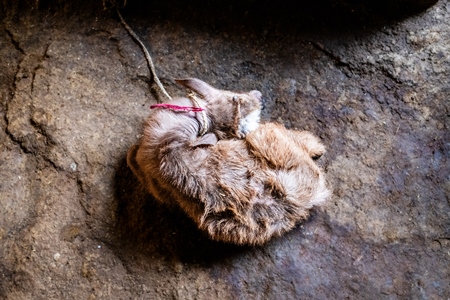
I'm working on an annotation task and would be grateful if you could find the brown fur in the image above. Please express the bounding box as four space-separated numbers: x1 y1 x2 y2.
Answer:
127 78 330 245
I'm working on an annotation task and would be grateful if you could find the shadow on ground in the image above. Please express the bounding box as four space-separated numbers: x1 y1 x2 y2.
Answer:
114 156 255 264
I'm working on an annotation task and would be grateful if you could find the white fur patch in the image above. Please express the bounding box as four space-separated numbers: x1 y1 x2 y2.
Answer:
238 110 261 135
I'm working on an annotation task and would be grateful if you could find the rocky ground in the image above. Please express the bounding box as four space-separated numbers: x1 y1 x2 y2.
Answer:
0 0 449 299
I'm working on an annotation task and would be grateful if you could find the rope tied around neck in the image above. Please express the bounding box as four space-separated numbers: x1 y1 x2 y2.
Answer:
150 103 204 113
149 93 208 137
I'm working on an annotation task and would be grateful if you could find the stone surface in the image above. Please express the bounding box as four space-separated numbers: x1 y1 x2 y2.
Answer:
0 0 449 299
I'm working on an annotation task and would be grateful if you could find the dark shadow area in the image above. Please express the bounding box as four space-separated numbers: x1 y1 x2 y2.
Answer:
115 0 438 37
2 0 439 35
114 156 252 264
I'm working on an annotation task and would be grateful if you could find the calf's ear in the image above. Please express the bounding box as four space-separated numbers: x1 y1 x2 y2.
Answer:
175 78 221 100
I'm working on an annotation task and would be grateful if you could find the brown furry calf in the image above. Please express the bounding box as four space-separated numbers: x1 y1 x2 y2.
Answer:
127 78 330 245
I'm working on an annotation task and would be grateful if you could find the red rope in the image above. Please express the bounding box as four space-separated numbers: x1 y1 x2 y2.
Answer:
150 103 205 112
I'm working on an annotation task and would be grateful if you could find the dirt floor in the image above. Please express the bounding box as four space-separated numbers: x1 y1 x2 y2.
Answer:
0 0 449 299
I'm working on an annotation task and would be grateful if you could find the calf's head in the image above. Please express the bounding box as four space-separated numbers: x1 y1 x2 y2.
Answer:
176 78 263 139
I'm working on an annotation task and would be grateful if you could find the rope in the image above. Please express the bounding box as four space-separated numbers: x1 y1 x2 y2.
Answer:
116 8 172 101
116 8 209 137
150 103 205 112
